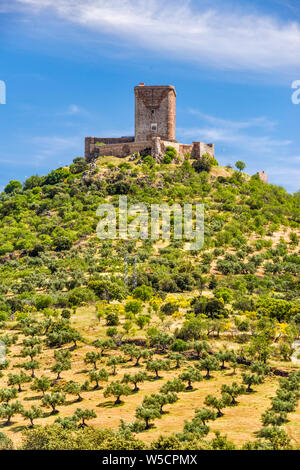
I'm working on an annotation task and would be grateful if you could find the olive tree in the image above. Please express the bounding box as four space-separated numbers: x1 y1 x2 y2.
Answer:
42 392 66 414
8 371 31 392
179 367 203 390
197 355 220 379
135 405 161 430
89 369 109 390
22 405 43 428
204 393 231 417
194 408 216 426
121 371 147 393
106 355 124 376
0 401 23 426
84 351 102 370
31 375 51 397
64 380 89 402
73 408 97 428
143 392 178 414
146 359 170 380
221 382 246 405
242 373 263 393
103 381 131 405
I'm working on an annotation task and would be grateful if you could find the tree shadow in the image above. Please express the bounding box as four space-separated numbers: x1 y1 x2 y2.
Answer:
0 422 11 428
43 410 59 417
147 375 162 382
65 399 77 406
23 395 41 401
97 401 125 408
139 424 156 432
9 425 27 433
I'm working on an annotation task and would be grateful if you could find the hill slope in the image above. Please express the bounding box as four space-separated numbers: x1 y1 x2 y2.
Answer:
0 155 299 450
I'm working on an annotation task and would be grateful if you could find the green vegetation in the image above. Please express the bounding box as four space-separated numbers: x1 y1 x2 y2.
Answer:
0 153 299 450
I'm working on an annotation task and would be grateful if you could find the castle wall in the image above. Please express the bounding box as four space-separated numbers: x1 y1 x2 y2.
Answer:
91 137 135 145
85 139 152 162
85 137 134 160
85 137 183 162
191 142 215 159
135 85 176 142
179 144 193 156
85 84 215 165
85 136 215 163
200 142 215 158
257 171 268 183
160 140 181 155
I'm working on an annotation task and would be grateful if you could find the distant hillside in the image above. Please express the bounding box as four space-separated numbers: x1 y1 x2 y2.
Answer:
0 155 299 315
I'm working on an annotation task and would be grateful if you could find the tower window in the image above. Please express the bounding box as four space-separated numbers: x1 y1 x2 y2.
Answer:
151 123 157 131
151 109 155 115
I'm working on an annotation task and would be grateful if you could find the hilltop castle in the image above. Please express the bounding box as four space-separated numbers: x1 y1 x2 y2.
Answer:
85 84 215 162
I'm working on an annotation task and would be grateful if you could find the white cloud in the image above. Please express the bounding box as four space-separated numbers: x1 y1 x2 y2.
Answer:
271 154 300 163
265 167 300 192
30 135 82 163
177 111 300 192
14 0 300 73
57 104 88 116
267 168 300 176
178 112 291 154
66 104 80 115
188 110 277 131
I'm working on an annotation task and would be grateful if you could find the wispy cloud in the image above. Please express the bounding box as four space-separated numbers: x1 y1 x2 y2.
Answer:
65 104 80 115
30 135 83 165
266 167 300 191
177 111 300 192
0 135 83 191
13 0 300 73
57 104 88 116
188 110 277 131
178 112 291 154
273 154 300 162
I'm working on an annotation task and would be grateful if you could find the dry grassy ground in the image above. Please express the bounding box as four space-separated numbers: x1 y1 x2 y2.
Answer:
1 306 300 449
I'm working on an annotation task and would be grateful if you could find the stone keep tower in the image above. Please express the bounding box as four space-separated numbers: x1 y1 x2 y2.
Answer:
134 84 176 142
85 83 217 163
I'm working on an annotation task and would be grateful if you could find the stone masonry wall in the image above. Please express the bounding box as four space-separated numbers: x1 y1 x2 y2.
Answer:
135 85 176 142
257 171 268 183
85 137 134 160
85 136 215 163
191 142 215 159
199 142 215 158
85 139 152 162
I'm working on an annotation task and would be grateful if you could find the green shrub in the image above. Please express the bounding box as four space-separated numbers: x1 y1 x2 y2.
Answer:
4 180 22 194
163 146 177 164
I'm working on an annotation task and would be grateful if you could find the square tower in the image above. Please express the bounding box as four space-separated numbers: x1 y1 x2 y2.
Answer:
134 84 176 142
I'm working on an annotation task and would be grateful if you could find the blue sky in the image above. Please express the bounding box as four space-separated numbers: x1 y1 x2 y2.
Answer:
0 0 300 193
